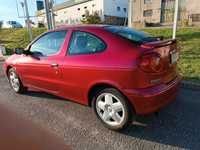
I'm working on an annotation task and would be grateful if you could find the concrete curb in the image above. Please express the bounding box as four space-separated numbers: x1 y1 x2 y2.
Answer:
181 80 200 90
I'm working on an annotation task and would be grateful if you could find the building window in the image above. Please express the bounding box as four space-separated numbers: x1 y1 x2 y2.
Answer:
143 10 153 17
84 6 87 9
123 8 127 13
77 8 80 11
117 6 121 11
144 0 152 4
191 14 200 22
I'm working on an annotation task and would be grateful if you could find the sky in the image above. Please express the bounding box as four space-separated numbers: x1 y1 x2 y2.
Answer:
0 0 65 26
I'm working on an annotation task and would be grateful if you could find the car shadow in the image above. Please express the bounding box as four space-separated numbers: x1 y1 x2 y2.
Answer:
24 90 65 101
120 89 200 150
22 88 200 150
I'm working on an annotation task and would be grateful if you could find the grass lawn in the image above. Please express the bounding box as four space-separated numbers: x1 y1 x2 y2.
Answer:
0 27 200 83
0 28 46 55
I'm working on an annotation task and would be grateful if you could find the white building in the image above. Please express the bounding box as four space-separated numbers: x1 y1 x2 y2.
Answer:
36 0 128 26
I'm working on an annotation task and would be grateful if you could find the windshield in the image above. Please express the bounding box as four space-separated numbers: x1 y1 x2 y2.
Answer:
104 26 159 44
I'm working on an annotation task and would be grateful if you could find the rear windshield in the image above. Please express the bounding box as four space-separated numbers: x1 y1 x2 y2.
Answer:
104 26 159 44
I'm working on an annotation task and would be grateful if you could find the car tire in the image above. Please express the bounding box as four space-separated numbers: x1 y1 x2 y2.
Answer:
8 68 27 94
92 88 132 131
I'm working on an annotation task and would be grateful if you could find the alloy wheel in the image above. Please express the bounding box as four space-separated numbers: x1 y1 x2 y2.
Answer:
96 93 125 126
9 71 20 92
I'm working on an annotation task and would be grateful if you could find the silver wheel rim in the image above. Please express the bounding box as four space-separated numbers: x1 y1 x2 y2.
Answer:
9 71 20 92
96 93 125 126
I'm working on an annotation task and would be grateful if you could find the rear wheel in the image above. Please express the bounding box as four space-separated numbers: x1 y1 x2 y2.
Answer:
8 68 27 93
92 88 132 130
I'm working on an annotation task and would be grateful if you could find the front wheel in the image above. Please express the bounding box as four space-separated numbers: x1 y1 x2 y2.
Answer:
8 68 27 93
93 88 132 130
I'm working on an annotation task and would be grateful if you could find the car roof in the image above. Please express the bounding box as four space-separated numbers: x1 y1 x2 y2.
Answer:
53 24 111 31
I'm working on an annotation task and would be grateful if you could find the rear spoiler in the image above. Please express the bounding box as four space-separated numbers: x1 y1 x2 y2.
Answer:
141 39 177 49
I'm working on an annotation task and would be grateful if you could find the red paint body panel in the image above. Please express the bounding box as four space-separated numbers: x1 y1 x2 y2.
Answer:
124 75 181 114
3 25 181 114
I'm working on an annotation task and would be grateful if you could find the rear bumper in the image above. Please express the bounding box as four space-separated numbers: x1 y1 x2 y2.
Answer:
124 75 181 115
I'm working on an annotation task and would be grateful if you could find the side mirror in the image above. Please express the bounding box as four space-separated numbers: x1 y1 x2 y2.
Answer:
31 54 41 60
14 48 24 55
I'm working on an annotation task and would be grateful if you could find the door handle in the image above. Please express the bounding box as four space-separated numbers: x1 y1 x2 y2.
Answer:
51 63 59 68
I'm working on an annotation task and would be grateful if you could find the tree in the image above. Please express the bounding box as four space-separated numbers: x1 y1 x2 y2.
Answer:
81 10 101 24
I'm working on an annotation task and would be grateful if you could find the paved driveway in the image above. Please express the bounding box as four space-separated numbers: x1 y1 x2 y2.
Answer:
0 61 199 150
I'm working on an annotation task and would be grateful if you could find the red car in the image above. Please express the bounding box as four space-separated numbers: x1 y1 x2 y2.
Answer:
3 25 181 130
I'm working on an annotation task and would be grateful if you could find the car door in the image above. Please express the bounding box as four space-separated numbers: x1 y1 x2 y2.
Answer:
17 30 67 93
60 30 107 103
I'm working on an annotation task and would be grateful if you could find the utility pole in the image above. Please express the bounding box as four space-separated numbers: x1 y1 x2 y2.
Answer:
128 0 133 28
20 2 26 19
44 0 52 30
24 0 33 41
173 0 179 39
49 0 55 29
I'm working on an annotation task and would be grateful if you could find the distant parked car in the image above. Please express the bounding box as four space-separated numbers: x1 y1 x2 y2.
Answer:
3 25 181 130
2 21 23 28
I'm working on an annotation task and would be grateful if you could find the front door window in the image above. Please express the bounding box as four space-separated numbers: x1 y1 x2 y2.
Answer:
30 31 67 57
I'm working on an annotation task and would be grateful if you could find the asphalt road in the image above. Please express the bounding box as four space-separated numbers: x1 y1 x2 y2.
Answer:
0 61 199 150
0 103 70 150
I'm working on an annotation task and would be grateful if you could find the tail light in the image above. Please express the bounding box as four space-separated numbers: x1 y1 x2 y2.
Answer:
139 52 163 73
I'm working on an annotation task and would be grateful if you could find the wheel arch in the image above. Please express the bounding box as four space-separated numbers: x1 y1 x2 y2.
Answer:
88 83 115 107
6 65 13 77
87 82 136 113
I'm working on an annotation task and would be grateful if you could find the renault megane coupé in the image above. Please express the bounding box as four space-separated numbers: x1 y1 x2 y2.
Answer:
3 25 181 130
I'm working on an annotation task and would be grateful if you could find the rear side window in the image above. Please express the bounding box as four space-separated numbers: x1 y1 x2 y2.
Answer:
30 31 67 56
104 26 158 44
68 31 106 55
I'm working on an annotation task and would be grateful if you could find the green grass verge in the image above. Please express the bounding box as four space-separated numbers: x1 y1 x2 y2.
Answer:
0 27 199 83
0 28 46 55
